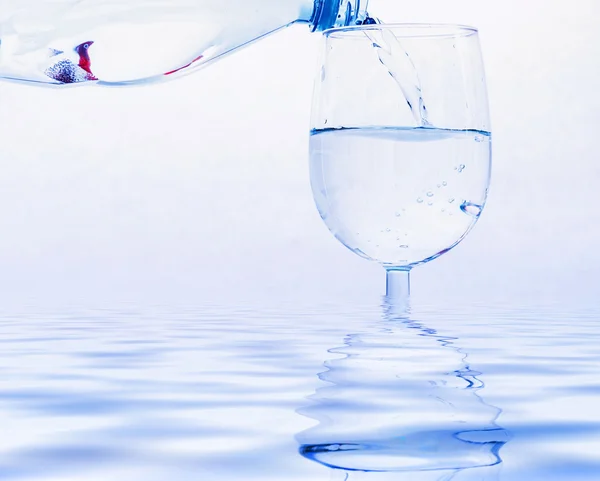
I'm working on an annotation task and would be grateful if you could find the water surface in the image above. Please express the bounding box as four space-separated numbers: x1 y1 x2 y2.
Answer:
0 299 599 480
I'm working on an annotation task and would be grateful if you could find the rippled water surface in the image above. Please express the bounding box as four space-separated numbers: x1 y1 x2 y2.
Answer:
1 299 599 480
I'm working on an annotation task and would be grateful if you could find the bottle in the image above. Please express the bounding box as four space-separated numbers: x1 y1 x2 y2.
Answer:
0 0 370 87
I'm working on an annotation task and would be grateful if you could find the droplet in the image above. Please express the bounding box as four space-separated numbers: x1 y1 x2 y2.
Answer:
475 135 484 143
417 198 424 203
395 211 401 217
427 191 434 197
448 198 455 204
457 164 466 173
386 228 391 233
437 184 441 188
399 245 409 249
442 181 448 186
460 201 483 218
427 201 433 206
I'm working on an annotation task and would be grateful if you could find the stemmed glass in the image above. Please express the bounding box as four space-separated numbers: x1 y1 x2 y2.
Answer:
309 23 491 306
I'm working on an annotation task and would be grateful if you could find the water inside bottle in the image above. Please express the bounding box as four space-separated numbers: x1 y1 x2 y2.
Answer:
0 0 315 86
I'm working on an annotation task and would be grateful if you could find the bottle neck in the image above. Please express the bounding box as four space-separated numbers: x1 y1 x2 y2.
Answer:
310 0 369 32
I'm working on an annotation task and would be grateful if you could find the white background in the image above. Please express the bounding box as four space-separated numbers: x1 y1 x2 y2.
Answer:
0 0 598 307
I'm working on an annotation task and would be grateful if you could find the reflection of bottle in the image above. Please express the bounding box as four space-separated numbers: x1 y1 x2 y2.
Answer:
296 298 510 480
0 0 369 86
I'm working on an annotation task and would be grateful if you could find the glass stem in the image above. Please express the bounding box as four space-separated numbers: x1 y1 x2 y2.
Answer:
384 267 410 320
385 268 411 317
386 268 410 299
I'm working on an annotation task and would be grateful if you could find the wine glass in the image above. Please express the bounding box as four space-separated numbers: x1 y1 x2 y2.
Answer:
309 23 491 306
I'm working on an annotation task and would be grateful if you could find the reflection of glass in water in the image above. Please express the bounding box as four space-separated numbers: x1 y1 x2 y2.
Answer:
296 299 510 479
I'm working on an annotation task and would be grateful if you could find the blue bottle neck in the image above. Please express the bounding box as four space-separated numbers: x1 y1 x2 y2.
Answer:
310 0 370 31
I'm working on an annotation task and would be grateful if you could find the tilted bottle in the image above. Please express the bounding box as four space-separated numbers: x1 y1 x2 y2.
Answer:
0 0 370 87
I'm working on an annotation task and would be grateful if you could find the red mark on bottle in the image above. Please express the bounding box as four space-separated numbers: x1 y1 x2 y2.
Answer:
164 55 204 76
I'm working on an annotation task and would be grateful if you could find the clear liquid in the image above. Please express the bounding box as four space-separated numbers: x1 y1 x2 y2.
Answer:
364 26 430 126
0 0 314 86
309 127 491 268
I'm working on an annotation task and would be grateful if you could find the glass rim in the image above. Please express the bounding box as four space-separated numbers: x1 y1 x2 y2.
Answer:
324 23 479 39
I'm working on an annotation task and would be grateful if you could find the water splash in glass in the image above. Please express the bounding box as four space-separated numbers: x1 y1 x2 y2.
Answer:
460 201 483 218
